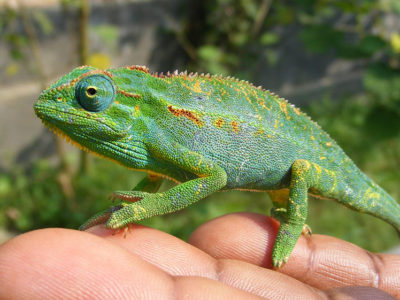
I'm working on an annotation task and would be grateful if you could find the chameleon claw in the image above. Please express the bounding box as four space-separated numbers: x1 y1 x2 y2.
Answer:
272 256 289 269
110 191 147 202
302 224 312 237
123 225 131 238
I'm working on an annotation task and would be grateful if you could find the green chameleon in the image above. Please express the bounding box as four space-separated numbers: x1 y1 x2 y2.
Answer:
34 65 400 267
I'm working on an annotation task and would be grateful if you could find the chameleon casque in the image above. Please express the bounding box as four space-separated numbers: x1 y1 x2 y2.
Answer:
34 65 400 267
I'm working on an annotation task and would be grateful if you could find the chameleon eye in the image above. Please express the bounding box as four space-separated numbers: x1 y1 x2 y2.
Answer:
75 74 115 112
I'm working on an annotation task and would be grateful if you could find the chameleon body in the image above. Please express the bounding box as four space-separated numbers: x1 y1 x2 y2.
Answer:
34 65 400 267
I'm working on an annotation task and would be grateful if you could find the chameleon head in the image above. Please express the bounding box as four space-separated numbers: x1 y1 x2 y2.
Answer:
34 66 145 163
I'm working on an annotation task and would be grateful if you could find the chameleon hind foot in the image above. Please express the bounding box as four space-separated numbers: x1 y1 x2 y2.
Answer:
271 207 312 237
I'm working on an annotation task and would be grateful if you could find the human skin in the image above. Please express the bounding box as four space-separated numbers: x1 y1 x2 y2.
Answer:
0 213 398 299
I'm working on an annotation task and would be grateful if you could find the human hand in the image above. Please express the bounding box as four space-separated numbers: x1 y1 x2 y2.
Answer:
0 212 398 299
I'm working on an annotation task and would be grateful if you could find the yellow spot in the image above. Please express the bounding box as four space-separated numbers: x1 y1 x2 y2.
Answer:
115 101 119 105
329 175 337 193
293 107 301 115
320 156 326 160
193 80 202 93
326 142 332 147
274 120 278 129
135 105 140 111
254 129 264 136
313 163 322 175
311 136 315 140
231 121 239 133
391 33 400 53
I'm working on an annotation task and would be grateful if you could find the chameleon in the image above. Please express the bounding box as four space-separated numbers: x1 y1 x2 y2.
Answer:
34 65 400 268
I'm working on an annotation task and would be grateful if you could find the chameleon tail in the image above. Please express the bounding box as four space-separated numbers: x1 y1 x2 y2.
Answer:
339 175 400 234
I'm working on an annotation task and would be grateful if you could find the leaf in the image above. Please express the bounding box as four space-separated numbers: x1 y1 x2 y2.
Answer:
379 0 400 15
300 25 344 53
390 33 400 53
32 11 54 35
5 63 19 76
198 45 223 62
91 25 119 50
337 35 386 59
260 32 279 45
87 53 111 69
363 63 400 112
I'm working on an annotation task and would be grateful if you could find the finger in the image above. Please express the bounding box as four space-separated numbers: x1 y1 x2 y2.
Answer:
0 228 175 299
84 227 396 300
0 228 272 299
86 224 217 278
325 286 397 300
189 212 400 298
86 225 326 299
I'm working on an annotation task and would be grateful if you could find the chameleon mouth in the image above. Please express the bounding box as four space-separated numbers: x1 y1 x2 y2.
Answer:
39 118 90 152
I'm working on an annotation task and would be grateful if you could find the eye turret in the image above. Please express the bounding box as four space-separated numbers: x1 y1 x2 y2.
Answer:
75 74 115 112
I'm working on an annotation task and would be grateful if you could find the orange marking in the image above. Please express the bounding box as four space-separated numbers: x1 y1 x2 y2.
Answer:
293 106 301 115
214 118 224 128
135 105 140 111
117 89 141 98
167 105 203 127
55 70 115 91
126 65 149 73
326 142 332 147
279 101 290 120
231 121 239 133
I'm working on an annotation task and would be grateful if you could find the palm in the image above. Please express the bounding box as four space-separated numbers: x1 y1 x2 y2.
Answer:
0 213 398 299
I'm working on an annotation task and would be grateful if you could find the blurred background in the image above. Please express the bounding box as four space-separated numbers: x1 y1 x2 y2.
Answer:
0 0 399 254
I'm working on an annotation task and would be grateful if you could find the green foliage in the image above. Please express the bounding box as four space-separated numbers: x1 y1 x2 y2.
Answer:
32 11 54 35
364 64 400 114
300 24 344 54
90 25 119 51
184 0 400 115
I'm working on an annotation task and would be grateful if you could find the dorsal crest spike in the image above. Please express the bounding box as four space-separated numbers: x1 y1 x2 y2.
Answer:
126 65 150 73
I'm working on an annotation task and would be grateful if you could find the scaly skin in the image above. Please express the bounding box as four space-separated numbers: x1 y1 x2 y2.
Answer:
34 65 400 268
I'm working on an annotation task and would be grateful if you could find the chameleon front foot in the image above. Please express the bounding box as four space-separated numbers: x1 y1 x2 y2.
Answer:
80 191 151 230
79 205 123 230
106 191 161 229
